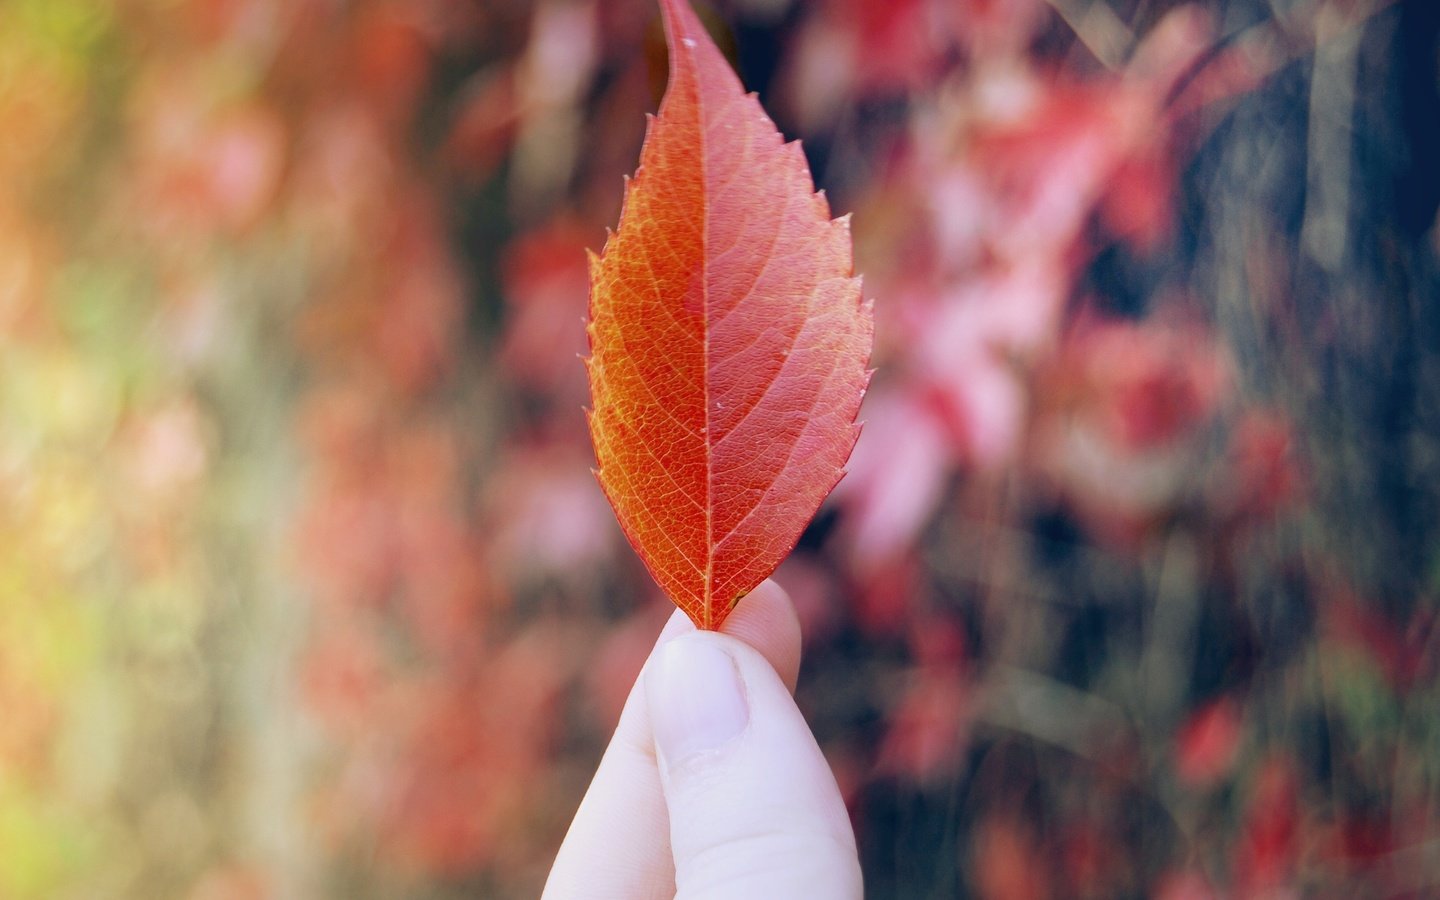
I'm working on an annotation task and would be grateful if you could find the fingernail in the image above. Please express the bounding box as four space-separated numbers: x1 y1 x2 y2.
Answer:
647 637 749 766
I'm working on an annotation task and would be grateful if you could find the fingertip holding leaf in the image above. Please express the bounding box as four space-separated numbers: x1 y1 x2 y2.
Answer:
586 0 873 630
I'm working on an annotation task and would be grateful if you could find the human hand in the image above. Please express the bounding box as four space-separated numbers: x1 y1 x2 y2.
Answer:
543 579 862 899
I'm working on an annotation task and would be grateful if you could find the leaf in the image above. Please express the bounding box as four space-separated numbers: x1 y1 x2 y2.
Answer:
586 0 872 631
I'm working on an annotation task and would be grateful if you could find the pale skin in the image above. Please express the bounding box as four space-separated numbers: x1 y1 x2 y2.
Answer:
543 579 863 899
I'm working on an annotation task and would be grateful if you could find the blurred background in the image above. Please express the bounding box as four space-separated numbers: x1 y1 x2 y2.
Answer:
2 0 1439 896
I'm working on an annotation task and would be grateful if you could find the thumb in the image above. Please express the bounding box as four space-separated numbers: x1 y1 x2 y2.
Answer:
645 631 862 900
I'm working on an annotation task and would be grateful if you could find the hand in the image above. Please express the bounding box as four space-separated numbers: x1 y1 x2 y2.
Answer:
543 580 862 899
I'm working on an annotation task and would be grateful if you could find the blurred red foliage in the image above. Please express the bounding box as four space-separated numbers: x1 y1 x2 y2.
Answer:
1174 696 1244 787
42 0 1421 895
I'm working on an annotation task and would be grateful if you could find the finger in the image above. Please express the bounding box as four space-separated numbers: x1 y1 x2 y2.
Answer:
542 581 802 900
542 610 687 900
707 579 802 690
647 631 861 900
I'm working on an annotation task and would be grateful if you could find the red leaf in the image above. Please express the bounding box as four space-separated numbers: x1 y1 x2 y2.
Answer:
586 0 872 630
1174 697 1243 787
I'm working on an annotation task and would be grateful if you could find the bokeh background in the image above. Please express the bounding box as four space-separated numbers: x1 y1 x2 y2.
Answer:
3 0 1439 896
